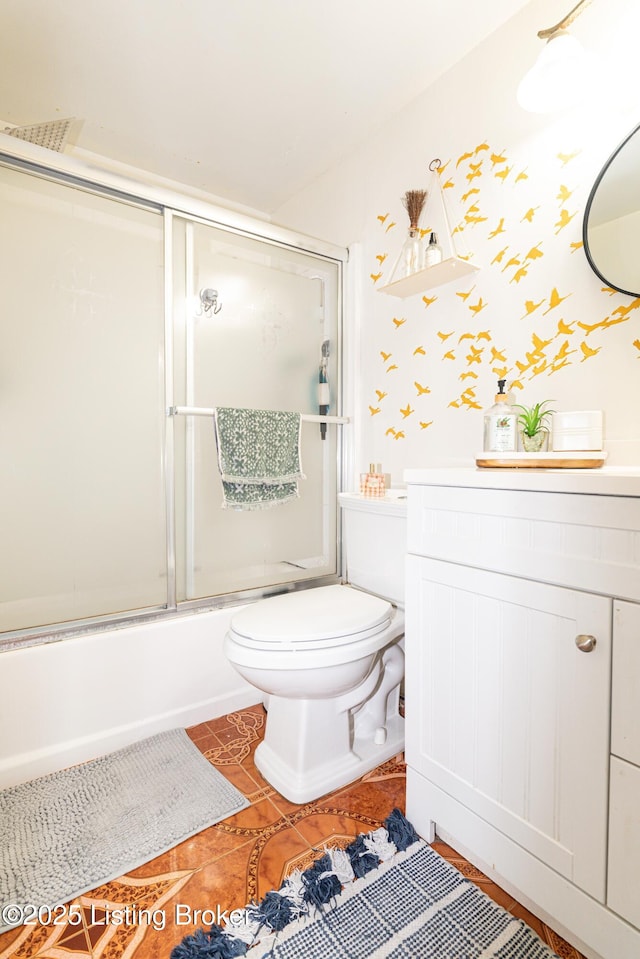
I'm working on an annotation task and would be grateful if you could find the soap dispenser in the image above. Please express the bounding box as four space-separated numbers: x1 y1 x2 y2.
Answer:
483 379 517 452
424 232 443 267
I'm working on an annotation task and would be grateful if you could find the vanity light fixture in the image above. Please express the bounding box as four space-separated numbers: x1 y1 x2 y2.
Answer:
517 0 594 113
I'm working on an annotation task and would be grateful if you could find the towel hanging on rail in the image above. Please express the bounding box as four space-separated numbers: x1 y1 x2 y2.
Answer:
213 407 305 510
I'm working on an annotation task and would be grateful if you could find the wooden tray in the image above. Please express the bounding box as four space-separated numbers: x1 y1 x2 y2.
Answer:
476 451 608 469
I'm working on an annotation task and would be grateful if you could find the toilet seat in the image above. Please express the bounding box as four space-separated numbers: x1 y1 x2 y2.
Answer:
229 584 392 652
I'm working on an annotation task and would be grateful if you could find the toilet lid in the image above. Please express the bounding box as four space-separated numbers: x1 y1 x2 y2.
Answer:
229 584 392 647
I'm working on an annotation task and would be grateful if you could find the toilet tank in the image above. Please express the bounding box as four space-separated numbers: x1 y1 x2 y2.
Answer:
338 491 407 604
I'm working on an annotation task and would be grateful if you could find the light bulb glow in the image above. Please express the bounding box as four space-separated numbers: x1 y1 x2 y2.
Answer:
517 31 591 114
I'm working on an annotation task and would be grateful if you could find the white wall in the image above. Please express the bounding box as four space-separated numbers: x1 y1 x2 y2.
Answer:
0 608 257 788
273 0 640 485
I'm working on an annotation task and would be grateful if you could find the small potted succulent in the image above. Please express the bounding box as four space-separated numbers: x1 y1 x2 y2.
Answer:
514 400 555 452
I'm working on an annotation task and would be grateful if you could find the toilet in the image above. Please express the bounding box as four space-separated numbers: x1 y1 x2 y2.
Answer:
223 491 407 803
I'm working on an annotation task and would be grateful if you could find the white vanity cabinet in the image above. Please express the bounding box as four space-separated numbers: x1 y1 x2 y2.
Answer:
403 469 640 959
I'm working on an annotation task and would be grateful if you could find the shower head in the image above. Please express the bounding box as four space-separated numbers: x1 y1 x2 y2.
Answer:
3 117 82 153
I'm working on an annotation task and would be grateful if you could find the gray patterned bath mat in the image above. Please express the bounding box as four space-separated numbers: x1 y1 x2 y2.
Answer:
0 727 248 931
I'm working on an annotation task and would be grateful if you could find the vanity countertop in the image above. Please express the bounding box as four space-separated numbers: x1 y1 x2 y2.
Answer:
403 465 640 497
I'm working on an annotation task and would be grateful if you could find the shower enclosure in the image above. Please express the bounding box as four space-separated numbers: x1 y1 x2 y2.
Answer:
0 158 344 645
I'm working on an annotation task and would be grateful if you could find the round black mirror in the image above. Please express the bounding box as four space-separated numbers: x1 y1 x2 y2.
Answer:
583 123 640 297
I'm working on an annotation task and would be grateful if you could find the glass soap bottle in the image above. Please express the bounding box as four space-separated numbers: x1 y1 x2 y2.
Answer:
483 379 517 452
424 232 443 267
400 228 424 276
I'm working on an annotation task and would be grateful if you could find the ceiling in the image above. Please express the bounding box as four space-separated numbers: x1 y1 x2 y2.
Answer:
0 0 532 214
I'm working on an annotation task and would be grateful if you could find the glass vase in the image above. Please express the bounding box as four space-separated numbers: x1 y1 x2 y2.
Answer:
400 228 423 277
520 430 549 452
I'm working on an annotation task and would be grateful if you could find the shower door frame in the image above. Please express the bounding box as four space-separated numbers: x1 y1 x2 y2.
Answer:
0 142 349 649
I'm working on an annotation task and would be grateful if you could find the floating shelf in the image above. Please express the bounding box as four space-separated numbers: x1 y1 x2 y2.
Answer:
377 257 479 299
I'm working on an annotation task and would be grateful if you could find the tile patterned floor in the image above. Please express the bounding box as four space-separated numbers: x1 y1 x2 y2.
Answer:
0 705 586 959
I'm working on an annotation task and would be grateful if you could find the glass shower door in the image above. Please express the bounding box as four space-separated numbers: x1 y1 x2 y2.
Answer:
171 216 342 602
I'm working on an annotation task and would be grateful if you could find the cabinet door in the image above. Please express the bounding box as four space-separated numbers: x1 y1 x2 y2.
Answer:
405 556 611 901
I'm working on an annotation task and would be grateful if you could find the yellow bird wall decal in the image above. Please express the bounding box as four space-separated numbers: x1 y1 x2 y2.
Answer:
386 364 398 372
556 319 575 335
437 330 454 342
392 317 406 328
456 286 476 301
394 430 406 440
550 357 572 373
570 241 584 252
369 406 381 416
465 214 488 226
461 386 476 398
380 351 392 362
521 207 539 223
557 185 573 203
633 338 640 353
510 267 529 284
443 178 455 190
458 332 475 343
377 213 389 224
557 150 580 166
419 420 434 429
475 142 490 154
385 221 396 232
466 168 482 183
531 332 552 352
491 248 508 267
413 345 426 356
510 379 524 390
555 209 577 233
515 359 532 373
531 359 548 376
375 253 388 264
456 151 474 167
466 203 480 215
461 396 483 410
490 151 507 166
577 319 604 334
490 346 507 362
502 255 521 272
601 286 618 295
580 342 601 360
414 381 431 395
437 160 451 175
370 272 382 283
613 297 640 315
422 295 438 308
385 427 396 436
468 344 484 357
468 297 487 315
492 365 508 378
448 399 461 408
543 288 572 313
525 244 544 261
466 352 482 365
461 187 480 202
375 390 388 401
515 169 529 183
522 298 544 317
488 219 506 239
494 166 512 181
460 370 479 380
476 330 492 341
443 350 456 360
553 340 576 361
400 404 414 418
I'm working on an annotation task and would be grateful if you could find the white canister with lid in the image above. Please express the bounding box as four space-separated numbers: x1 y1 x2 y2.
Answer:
551 410 603 451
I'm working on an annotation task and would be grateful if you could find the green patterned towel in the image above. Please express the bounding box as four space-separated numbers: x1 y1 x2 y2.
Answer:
213 407 304 510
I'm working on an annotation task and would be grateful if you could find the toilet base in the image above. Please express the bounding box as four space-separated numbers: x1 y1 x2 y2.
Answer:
254 713 404 804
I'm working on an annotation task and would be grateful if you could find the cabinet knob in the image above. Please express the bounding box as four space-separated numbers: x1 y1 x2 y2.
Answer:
575 634 597 653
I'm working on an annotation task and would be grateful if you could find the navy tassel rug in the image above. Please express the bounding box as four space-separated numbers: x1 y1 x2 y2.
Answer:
171 809 561 959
